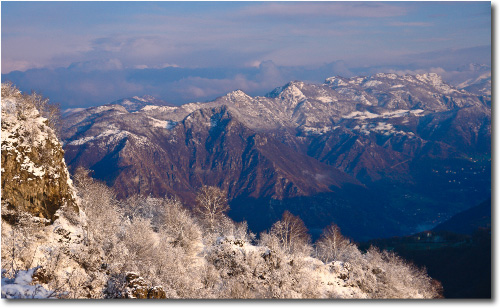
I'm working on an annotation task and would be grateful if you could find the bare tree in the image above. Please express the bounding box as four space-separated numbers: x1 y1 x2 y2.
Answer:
193 186 229 232
315 223 352 263
269 211 310 255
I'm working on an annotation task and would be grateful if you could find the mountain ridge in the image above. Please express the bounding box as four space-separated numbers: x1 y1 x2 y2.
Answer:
61 72 491 240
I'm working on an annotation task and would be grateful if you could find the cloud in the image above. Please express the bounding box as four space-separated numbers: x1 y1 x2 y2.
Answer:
238 2 407 18
172 75 259 100
0 59 327 108
2 43 490 110
414 37 452 43
0 60 38 73
133 63 179 70
389 22 433 27
68 59 123 72
384 65 491 87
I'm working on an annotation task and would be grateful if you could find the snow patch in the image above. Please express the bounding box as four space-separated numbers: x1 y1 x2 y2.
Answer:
148 117 177 130
363 80 383 87
344 111 380 120
2 268 56 299
314 96 336 103
302 126 333 135
374 73 398 80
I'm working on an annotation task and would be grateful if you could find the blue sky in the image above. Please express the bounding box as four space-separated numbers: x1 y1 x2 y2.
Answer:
1 1 491 108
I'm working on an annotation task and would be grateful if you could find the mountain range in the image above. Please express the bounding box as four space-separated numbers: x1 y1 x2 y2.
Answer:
61 73 491 241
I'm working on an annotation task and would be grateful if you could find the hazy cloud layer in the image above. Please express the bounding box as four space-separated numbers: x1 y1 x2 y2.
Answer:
2 47 490 110
1 1 491 108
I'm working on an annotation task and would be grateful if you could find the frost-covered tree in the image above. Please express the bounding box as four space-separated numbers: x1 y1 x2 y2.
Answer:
315 223 353 263
1 82 61 137
0 210 45 278
73 168 124 265
266 211 311 255
193 185 229 232
158 197 203 256
338 246 442 299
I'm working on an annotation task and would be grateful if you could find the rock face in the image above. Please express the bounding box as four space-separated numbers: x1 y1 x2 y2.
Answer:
61 73 491 239
1 85 78 222
124 272 167 299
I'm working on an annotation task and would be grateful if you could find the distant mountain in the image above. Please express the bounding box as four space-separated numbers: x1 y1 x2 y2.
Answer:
433 198 491 234
61 73 491 240
456 72 491 98
109 95 173 112
64 104 359 201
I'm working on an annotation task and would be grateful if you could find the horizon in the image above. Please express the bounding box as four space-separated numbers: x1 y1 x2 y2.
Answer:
1 1 491 109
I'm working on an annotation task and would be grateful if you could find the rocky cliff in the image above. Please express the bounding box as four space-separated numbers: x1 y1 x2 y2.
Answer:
1 83 78 223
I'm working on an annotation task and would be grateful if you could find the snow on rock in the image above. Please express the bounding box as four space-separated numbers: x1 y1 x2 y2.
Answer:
373 73 398 80
415 73 458 94
123 272 167 299
324 76 349 87
1 268 57 299
344 109 426 120
344 111 380 120
148 116 178 130
301 126 334 135
1 84 79 221
226 89 252 101
363 80 383 87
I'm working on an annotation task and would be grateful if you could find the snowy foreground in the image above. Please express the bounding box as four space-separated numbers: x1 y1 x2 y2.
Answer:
2 268 55 299
1 83 442 299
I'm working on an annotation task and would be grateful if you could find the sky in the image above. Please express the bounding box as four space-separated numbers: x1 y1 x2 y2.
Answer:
1 1 492 108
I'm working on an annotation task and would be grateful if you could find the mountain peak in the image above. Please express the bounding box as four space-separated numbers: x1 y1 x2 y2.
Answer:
110 95 171 112
226 89 252 101
324 76 365 87
415 73 444 85
266 81 306 100
372 73 399 80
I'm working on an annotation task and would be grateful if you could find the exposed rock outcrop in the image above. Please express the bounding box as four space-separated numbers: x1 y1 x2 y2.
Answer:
1 84 78 223
124 272 167 299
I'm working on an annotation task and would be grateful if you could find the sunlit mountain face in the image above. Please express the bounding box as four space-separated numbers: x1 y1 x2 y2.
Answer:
61 73 491 241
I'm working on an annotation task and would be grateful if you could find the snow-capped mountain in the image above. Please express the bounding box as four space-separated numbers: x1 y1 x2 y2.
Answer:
456 71 491 97
109 95 172 112
61 73 491 240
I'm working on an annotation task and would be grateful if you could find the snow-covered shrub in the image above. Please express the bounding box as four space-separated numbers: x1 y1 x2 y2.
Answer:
203 234 324 299
342 246 441 299
1 211 46 277
157 197 203 256
121 217 157 274
120 195 165 230
72 168 125 269
1 82 61 136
